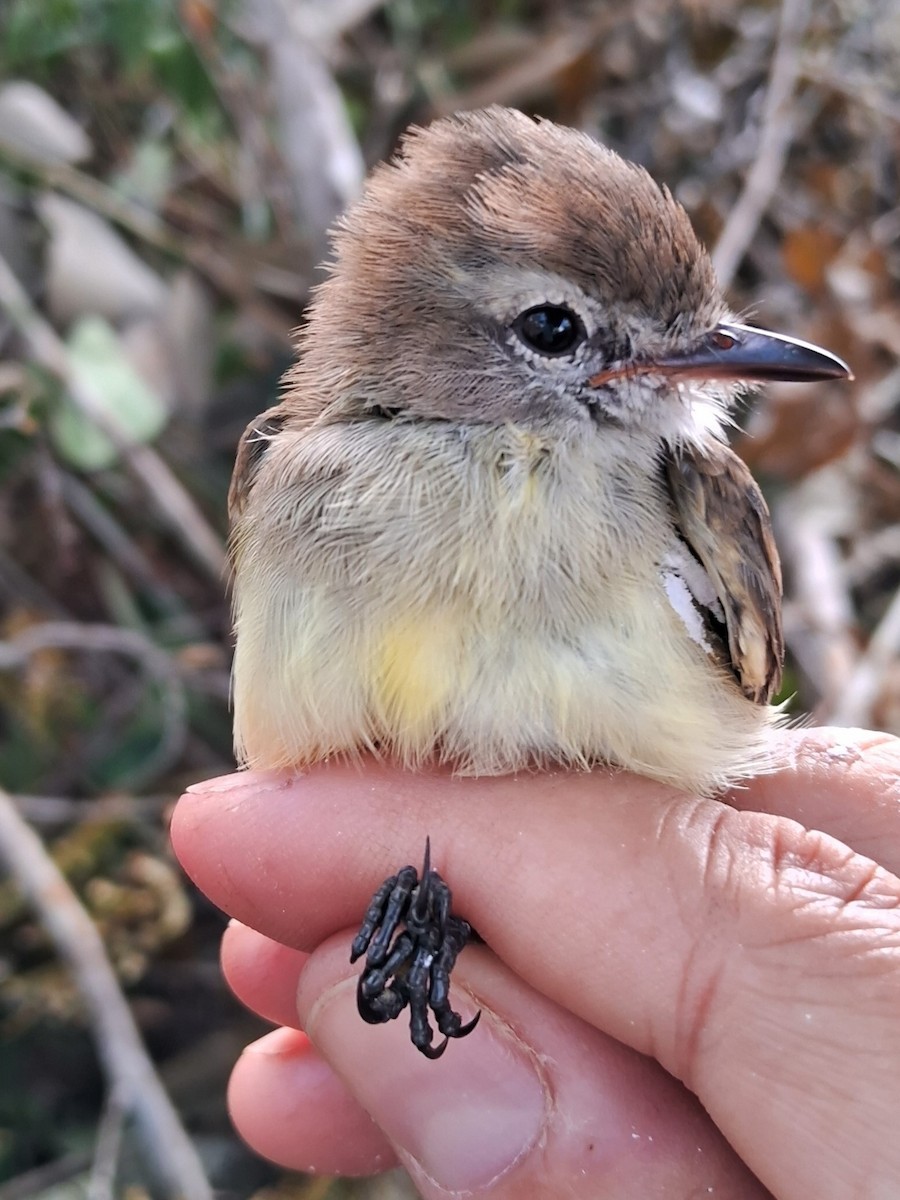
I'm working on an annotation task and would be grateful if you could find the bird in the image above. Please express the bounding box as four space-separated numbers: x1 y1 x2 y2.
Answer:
227 106 851 1056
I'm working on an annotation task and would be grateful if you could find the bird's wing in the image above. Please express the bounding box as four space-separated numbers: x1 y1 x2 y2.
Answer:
227 404 290 523
663 440 784 704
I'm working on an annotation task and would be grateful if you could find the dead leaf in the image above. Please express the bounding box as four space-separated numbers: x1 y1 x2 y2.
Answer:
782 227 842 295
38 194 168 325
738 386 859 480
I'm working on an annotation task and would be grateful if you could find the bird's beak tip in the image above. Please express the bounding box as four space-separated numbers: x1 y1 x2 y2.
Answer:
588 323 853 388
655 323 853 385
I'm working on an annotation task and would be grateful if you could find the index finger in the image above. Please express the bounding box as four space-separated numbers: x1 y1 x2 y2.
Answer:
171 730 900 1200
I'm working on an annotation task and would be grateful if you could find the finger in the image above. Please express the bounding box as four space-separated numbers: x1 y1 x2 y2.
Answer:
282 936 769 1197
171 734 900 948
227 1026 397 1176
172 747 900 1200
730 728 900 871
219 917 760 1193
220 920 309 1030
172 765 655 948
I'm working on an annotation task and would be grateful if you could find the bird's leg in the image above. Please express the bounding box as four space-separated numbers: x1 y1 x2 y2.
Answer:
350 864 418 966
350 838 480 1056
428 915 481 1042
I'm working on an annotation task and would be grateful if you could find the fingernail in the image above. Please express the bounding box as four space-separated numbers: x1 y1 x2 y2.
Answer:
307 977 548 1192
793 729 900 770
819 729 898 761
185 773 243 794
185 771 291 798
245 1026 311 1057
858 732 900 769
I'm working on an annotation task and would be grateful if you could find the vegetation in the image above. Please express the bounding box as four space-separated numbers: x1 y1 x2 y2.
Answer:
0 0 897 1195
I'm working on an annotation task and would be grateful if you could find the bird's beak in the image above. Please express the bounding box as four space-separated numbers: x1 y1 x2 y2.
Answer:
588 323 853 388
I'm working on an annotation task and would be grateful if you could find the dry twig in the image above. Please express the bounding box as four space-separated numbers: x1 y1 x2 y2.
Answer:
0 249 227 582
0 142 306 314
12 792 170 826
0 787 213 1200
290 0 387 45
712 0 812 289
775 493 858 713
827 585 900 727
232 0 365 263
433 12 620 117
87 1086 127 1200
59 471 187 615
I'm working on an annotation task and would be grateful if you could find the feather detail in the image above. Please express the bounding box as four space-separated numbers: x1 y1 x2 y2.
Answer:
664 440 784 704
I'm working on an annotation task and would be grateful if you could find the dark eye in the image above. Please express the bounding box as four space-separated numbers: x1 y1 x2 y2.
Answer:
514 305 584 357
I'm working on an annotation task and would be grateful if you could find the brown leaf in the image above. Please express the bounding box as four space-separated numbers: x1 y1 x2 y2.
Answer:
781 227 842 295
737 387 859 480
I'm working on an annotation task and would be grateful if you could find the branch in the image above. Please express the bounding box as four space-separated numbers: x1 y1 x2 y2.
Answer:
775 493 858 714
0 788 213 1200
0 250 227 582
827 583 900 727
712 0 812 290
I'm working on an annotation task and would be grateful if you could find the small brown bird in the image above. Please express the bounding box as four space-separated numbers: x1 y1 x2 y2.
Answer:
228 107 851 1056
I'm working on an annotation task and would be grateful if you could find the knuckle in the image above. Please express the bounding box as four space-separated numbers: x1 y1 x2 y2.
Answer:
654 800 900 1085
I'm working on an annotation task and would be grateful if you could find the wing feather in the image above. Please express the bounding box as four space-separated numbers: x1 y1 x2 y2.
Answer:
664 441 784 704
227 404 291 523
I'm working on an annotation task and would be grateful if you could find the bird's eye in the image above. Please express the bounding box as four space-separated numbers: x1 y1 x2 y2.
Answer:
514 305 584 357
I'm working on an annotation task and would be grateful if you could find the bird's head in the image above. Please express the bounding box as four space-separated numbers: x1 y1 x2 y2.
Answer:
294 107 849 441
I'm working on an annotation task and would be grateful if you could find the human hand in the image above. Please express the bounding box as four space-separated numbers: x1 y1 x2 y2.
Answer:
171 728 900 1198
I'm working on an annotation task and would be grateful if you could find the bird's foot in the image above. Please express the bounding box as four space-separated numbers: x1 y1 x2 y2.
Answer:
350 838 480 1058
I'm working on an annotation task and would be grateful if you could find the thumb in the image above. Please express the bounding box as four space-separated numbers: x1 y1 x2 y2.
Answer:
294 935 769 1198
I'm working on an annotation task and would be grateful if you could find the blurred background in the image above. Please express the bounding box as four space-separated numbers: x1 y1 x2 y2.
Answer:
0 0 897 1196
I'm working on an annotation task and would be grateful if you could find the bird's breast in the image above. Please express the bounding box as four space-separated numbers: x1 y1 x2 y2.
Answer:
231 419 775 789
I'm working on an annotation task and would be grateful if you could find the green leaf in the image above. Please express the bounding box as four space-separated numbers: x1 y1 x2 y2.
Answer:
49 316 168 470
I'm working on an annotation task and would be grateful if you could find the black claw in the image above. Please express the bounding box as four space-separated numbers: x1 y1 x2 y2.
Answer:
351 837 479 1058
419 1037 449 1061
410 837 432 927
454 1009 481 1039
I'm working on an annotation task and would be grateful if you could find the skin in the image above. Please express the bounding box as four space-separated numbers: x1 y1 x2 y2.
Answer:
171 726 900 1199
